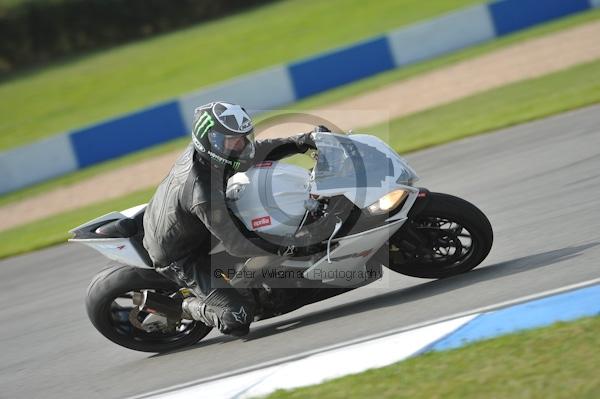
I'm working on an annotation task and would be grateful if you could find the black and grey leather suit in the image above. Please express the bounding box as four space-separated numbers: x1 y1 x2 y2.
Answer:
142 133 333 335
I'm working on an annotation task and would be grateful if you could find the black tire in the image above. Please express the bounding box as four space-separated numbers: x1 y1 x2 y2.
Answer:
86 265 212 353
388 192 493 279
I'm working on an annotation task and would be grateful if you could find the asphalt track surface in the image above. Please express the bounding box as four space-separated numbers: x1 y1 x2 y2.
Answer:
2 105 600 398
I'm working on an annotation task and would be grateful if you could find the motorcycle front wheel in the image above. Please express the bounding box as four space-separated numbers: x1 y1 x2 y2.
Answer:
387 192 493 279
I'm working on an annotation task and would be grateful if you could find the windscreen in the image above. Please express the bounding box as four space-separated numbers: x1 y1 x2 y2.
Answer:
313 133 418 190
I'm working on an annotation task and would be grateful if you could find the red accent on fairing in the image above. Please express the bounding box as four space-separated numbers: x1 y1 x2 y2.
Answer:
255 161 273 168
251 216 272 229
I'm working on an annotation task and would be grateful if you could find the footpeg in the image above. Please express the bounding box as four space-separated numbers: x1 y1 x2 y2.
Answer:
132 290 183 320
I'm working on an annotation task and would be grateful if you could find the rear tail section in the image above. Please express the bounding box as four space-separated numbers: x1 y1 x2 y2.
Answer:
69 204 152 268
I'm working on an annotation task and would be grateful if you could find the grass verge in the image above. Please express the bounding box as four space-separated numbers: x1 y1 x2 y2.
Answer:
1 59 599 259
0 0 484 150
2 7 600 208
267 316 600 399
376 59 600 152
288 7 600 112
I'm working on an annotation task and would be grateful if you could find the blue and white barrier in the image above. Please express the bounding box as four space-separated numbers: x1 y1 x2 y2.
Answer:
177 66 297 133
289 36 396 99
2 0 599 194
134 280 600 399
388 5 496 66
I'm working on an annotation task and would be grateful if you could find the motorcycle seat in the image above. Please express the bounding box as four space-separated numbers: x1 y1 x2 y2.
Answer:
95 218 138 238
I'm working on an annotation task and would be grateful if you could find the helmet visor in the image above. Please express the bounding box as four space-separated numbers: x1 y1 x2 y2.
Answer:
208 131 255 160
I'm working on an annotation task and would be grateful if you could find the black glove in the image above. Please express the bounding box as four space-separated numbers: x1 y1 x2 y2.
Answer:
300 132 317 151
301 126 329 151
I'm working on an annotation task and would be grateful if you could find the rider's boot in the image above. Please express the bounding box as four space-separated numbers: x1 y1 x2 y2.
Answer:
181 290 253 337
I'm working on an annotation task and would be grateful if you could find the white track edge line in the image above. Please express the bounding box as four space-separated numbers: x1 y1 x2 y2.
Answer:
129 277 600 399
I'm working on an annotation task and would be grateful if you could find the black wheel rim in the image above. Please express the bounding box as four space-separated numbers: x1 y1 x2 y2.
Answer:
391 216 475 269
108 288 201 344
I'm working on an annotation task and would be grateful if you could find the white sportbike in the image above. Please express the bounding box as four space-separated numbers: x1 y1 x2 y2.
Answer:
70 132 493 352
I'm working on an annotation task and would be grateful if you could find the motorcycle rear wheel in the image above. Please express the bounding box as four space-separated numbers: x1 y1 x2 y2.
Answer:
86 265 212 352
388 192 493 279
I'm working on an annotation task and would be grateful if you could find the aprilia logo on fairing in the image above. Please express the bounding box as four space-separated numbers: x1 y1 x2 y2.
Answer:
251 216 272 229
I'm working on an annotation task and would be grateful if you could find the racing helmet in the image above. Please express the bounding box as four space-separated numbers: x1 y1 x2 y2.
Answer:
191 101 255 172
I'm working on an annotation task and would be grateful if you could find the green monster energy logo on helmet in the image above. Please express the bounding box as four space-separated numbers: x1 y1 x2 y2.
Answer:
193 110 242 171
194 112 215 139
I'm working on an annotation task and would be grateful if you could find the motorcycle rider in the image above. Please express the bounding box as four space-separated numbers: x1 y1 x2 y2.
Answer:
143 101 335 336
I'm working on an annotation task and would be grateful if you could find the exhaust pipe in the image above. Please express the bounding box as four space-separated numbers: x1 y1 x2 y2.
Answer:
132 290 183 320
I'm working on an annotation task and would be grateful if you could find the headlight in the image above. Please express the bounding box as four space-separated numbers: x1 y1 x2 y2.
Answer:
367 189 408 215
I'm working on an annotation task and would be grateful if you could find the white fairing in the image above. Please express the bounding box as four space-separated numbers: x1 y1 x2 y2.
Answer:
68 204 151 269
227 132 419 237
71 133 423 284
227 162 310 235
77 238 150 268
303 218 406 286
